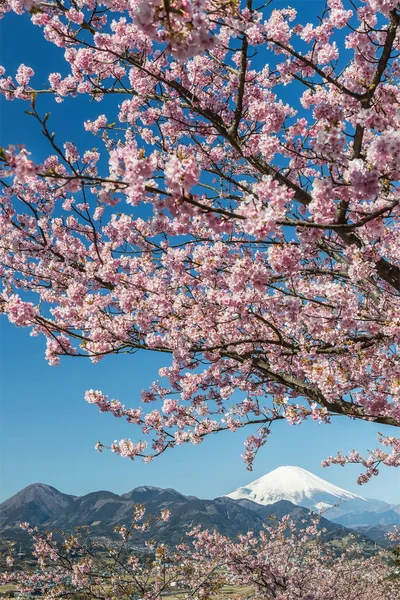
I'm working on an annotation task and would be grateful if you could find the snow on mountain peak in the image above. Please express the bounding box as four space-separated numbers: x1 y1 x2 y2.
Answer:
226 466 366 511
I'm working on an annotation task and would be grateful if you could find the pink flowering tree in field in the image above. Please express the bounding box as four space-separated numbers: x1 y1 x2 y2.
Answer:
0 0 400 480
1 509 398 599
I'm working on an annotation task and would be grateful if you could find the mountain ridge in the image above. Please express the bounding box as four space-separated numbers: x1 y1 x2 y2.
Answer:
1 466 397 544
0 482 378 550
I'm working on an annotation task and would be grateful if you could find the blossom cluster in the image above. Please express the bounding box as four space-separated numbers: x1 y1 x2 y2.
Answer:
0 0 399 478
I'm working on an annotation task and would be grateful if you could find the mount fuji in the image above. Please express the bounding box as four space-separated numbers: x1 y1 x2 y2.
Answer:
225 466 395 523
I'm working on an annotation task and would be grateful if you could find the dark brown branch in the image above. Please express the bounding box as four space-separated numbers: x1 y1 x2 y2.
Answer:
223 351 399 428
231 34 248 137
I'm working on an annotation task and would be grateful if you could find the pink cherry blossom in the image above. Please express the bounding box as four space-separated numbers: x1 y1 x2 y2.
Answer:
2 508 398 600
0 0 399 483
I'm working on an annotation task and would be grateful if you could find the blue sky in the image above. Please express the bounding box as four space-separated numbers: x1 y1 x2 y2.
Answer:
0 5 399 505
1 317 399 503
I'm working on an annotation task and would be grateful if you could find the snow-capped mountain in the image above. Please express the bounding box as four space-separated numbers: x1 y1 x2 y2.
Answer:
226 466 392 521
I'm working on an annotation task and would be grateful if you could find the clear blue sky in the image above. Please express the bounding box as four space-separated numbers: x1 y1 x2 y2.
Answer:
0 5 399 505
1 318 399 503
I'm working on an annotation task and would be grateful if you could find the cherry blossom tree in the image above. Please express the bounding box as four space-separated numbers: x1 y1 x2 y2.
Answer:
0 0 399 479
1 509 398 599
